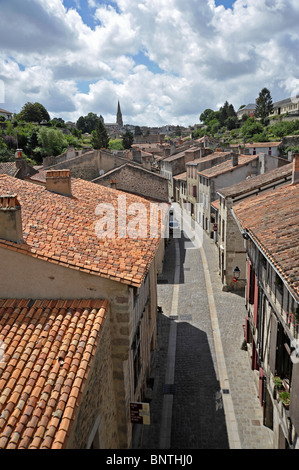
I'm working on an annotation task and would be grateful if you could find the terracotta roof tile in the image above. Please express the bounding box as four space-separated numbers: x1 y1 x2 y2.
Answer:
0 175 163 287
0 298 108 449
232 183 299 300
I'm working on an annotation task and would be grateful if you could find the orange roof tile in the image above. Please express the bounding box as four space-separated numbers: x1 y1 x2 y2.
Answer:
0 298 108 449
0 175 163 287
232 183 299 301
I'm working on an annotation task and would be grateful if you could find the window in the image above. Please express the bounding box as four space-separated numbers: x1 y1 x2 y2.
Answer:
132 323 141 391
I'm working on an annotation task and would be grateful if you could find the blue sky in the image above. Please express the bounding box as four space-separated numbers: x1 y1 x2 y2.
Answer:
215 0 235 8
0 0 298 126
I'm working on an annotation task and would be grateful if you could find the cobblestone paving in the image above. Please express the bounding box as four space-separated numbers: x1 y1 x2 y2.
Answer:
138 228 273 450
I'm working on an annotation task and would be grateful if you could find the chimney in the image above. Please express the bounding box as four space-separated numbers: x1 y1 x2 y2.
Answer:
15 149 27 179
0 194 23 243
292 154 299 184
46 170 72 196
231 152 239 166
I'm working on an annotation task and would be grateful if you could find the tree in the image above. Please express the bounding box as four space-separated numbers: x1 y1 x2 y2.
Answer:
200 108 214 124
255 88 273 124
17 102 50 123
241 117 264 140
37 127 68 156
134 126 142 136
91 118 109 149
76 113 102 134
0 137 14 162
122 130 134 149
109 139 124 150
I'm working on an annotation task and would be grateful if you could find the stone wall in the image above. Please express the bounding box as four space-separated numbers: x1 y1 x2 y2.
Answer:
66 311 119 449
93 163 169 202
43 149 130 181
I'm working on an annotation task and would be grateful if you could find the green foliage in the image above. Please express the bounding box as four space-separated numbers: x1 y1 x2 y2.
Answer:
134 126 142 136
192 127 206 139
279 391 290 405
76 113 103 134
251 131 270 142
37 127 68 157
241 117 264 140
255 88 273 124
0 137 14 162
91 118 109 149
274 377 283 389
268 119 299 138
50 117 65 128
109 139 124 150
200 108 214 124
122 130 134 149
199 101 237 135
16 102 50 123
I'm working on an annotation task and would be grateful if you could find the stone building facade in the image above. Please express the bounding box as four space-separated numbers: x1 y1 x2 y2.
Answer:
232 158 299 448
0 173 165 449
92 162 169 202
215 163 292 290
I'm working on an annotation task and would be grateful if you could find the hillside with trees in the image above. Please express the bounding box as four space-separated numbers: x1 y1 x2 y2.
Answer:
193 89 299 154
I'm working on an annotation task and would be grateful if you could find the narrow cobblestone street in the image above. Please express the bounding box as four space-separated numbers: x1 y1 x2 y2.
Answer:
136 218 274 450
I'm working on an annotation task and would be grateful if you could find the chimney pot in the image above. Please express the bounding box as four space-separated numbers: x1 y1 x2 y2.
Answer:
292 154 299 184
46 170 72 196
15 149 23 159
0 194 23 243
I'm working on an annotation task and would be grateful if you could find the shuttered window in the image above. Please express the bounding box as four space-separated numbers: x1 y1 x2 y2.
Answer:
269 314 278 374
253 273 259 326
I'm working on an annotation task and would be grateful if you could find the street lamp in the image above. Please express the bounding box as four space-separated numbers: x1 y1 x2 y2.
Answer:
233 266 241 283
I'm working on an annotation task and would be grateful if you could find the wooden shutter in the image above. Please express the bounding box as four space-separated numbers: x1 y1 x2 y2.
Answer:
252 339 258 370
246 259 251 302
290 362 299 434
269 314 278 374
244 316 249 342
253 273 259 326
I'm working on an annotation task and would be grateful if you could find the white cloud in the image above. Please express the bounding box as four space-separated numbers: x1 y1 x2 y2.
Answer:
0 0 299 126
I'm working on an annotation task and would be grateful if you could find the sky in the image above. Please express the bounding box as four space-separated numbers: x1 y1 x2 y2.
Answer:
0 0 299 127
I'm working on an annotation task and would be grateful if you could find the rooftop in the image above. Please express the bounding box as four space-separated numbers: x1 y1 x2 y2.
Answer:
0 162 18 178
198 154 258 179
217 162 292 199
230 141 282 148
0 175 163 287
232 183 299 301
0 298 108 449
186 151 230 165
173 172 187 181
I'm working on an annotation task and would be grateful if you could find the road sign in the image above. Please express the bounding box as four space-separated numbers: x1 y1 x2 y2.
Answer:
130 402 150 425
232 277 238 283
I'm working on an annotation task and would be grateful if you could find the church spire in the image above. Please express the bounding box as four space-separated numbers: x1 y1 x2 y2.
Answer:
117 100 123 127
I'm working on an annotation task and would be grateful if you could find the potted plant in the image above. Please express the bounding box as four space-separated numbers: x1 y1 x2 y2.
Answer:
273 376 283 398
279 391 290 409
